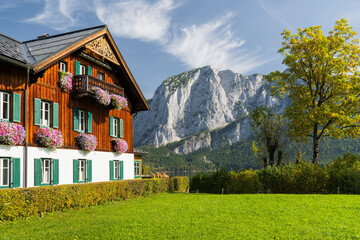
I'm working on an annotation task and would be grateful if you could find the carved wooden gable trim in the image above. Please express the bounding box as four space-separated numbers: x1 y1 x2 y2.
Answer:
85 36 120 65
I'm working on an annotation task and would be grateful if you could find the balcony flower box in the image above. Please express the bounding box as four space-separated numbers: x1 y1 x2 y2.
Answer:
112 138 128 154
58 71 73 92
76 133 97 152
110 94 128 110
92 87 110 106
35 127 64 148
0 121 25 146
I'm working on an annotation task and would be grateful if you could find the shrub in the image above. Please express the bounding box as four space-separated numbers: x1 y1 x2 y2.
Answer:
0 177 189 222
0 121 25 145
35 128 64 148
92 87 110 106
112 138 128 153
58 71 73 92
226 170 259 194
76 133 97 152
110 94 128 110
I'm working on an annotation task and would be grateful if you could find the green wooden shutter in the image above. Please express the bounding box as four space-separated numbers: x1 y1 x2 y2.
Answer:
73 108 79 131
87 160 92 182
75 60 80 75
109 116 114 137
73 159 79 183
34 158 42 186
13 158 20 187
13 93 21 123
34 98 41 126
53 159 59 185
88 66 92 76
87 111 92 133
53 102 59 128
120 119 123 138
109 160 114 180
120 161 124 180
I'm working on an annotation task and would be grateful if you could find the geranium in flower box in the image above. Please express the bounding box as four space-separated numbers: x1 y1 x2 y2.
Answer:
110 94 128 110
0 121 25 146
58 71 73 92
91 87 110 106
112 138 128 154
76 133 97 152
35 127 64 148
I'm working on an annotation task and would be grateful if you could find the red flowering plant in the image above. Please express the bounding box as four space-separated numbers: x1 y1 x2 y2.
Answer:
76 133 97 152
112 138 128 154
110 94 128 110
35 127 64 148
91 87 110 106
0 121 25 145
58 71 73 92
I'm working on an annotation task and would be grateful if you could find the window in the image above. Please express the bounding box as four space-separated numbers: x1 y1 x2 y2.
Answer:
73 159 92 183
0 92 10 121
41 101 50 127
0 158 9 186
110 117 123 138
134 161 141 178
79 64 86 75
73 108 92 133
97 72 105 80
34 99 59 128
34 158 59 186
59 61 67 72
110 160 123 180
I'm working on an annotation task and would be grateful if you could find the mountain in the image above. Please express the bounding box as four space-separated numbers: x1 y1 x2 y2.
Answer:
134 65 287 153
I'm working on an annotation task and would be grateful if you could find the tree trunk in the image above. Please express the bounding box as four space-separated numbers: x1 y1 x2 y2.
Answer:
263 156 267 168
277 150 283 166
269 150 276 166
312 125 320 164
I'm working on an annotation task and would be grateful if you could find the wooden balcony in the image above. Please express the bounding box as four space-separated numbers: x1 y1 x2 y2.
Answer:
73 75 124 97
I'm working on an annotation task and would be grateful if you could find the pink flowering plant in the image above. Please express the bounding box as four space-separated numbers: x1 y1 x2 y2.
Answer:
35 127 64 148
76 133 97 152
58 71 73 92
112 138 128 154
0 121 25 145
92 87 111 106
110 94 128 110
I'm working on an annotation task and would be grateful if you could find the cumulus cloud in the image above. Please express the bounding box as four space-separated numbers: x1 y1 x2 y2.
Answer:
94 0 176 43
166 14 267 73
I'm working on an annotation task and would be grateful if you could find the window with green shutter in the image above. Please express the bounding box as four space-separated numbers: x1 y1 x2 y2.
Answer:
53 102 59 128
74 159 92 183
13 158 20 187
110 160 124 180
0 92 10 122
75 60 80 75
88 66 92 76
110 117 124 138
87 111 92 133
34 158 42 186
73 159 79 183
87 160 92 182
109 116 114 137
34 158 58 186
109 160 114 180
120 119 123 138
73 108 79 131
134 161 141 178
53 159 59 185
120 161 124 180
34 98 41 126
12 93 21 123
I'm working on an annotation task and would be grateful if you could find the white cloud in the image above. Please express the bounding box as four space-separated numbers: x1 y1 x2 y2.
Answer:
166 14 268 74
94 0 176 43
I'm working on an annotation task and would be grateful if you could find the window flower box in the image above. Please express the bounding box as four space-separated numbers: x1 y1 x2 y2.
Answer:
0 121 25 145
58 71 73 92
110 94 128 110
76 133 97 152
112 138 128 154
35 127 64 148
91 87 110 106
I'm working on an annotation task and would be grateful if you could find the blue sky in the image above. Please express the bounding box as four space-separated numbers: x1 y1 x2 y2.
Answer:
1 0 360 98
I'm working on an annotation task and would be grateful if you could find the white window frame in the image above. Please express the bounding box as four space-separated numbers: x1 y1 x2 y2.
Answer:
97 72 105 80
40 101 50 127
114 161 119 179
79 64 86 75
41 159 51 184
134 162 140 177
59 62 67 72
0 92 10 121
0 158 9 186
79 110 85 132
113 118 118 137
79 159 86 182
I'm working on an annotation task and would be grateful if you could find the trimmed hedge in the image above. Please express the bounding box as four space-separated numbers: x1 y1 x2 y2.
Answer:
0 177 189 222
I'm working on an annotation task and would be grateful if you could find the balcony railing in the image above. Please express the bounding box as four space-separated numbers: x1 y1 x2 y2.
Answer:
73 75 124 96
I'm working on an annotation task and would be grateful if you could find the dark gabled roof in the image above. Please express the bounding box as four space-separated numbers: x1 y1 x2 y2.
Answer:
0 34 27 63
23 25 106 64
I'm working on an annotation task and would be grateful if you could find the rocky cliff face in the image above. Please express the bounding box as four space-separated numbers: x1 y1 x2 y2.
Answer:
134 66 287 153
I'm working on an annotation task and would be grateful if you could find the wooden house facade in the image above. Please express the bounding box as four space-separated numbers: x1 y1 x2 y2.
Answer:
0 25 149 188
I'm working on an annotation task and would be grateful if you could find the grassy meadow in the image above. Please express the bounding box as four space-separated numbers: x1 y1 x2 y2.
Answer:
1 193 360 239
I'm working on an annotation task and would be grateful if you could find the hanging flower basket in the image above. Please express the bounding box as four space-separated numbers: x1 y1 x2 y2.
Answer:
35 127 64 148
58 71 73 92
110 94 128 110
0 121 25 146
91 87 111 106
76 133 97 152
112 138 128 154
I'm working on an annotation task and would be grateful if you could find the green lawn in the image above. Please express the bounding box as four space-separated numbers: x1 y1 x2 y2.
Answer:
1 193 360 239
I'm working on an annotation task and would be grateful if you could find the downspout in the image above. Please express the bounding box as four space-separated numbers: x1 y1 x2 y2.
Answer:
24 67 30 188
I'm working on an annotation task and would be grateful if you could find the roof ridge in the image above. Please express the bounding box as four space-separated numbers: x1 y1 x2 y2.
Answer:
0 33 22 43
23 25 107 43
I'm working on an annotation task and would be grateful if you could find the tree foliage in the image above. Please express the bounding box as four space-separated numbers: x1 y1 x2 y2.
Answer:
267 19 360 164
